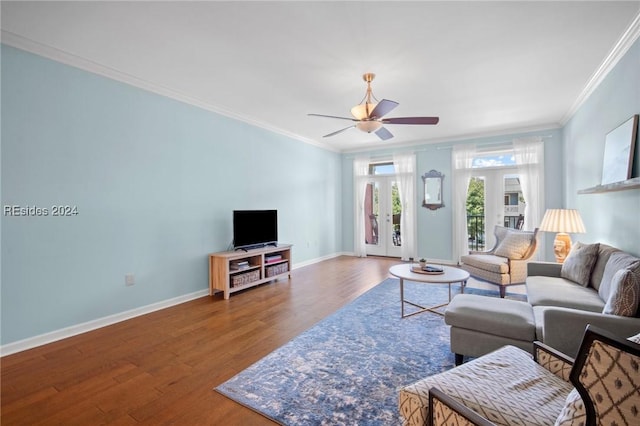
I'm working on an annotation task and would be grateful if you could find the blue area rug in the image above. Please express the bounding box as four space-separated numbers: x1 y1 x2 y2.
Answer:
216 278 525 425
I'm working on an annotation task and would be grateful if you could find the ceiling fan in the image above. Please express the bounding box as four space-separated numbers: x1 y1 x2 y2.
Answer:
308 73 439 141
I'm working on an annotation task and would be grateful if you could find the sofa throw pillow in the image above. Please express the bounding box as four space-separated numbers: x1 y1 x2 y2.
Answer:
560 242 600 287
494 231 533 259
554 388 585 426
598 251 640 301
602 268 640 317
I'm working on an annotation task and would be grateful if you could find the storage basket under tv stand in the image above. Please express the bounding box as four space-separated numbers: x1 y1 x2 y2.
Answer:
208 244 292 299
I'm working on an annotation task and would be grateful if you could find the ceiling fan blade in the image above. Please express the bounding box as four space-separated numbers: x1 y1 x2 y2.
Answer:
369 99 399 119
375 126 394 140
308 113 357 122
323 125 356 138
382 116 440 125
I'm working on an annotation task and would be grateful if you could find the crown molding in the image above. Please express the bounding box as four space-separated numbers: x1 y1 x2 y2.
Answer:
561 11 640 125
341 122 561 155
1 30 336 153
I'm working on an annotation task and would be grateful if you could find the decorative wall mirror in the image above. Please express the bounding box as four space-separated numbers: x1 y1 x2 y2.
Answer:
422 170 444 210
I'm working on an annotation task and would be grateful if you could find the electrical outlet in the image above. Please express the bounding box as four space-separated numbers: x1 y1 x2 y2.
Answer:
125 273 135 286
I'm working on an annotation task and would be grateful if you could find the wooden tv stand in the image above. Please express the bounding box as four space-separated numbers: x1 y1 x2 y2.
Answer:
208 244 292 299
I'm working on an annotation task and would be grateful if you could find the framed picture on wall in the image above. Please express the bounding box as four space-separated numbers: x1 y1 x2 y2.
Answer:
601 114 638 185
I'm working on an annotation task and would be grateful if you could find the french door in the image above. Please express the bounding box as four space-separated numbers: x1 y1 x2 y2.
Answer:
364 176 402 257
467 168 525 250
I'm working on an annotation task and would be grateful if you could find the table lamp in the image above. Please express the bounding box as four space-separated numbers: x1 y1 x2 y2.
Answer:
539 209 586 263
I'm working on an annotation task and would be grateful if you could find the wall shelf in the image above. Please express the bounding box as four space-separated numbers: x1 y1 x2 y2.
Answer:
577 177 640 194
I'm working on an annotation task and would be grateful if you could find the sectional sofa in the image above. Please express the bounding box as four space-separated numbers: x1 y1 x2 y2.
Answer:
445 242 640 361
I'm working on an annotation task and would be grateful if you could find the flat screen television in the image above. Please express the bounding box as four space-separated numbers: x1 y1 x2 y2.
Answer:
233 210 278 250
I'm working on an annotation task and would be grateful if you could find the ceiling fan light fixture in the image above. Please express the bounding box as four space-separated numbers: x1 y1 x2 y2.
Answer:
350 102 377 120
356 120 383 133
308 72 439 141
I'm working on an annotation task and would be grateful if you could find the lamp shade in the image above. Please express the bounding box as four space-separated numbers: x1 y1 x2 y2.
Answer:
539 209 586 233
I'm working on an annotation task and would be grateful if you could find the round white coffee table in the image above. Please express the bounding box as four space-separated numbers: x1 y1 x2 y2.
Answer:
389 263 470 318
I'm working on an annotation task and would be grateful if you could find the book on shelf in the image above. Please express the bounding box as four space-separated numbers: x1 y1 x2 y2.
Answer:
265 254 283 263
230 260 250 270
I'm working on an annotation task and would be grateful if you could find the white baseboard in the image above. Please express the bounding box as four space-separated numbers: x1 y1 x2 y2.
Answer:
426 258 457 266
0 289 209 357
1 251 354 356
291 251 348 269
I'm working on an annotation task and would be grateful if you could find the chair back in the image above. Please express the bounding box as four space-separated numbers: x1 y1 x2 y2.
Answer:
488 225 539 260
571 326 640 426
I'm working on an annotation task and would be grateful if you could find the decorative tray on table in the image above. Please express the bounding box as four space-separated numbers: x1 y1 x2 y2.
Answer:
411 264 445 275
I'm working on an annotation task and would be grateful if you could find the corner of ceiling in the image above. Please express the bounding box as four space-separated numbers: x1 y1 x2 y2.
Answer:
560 10 640 126
1 30 339 154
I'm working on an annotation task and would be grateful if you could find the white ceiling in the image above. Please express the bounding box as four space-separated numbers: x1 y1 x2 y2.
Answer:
2 1 639 152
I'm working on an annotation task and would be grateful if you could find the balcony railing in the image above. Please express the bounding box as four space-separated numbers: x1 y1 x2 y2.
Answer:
504 205 520 214
467 214 524 251
467 215 485 251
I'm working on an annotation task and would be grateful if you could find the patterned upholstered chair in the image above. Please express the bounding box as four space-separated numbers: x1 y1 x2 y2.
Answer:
399 325 640 426
460 226 539 297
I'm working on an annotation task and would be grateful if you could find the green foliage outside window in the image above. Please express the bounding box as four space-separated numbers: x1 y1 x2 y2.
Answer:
372 183 402 215
466 177 485 238
391 183 401 215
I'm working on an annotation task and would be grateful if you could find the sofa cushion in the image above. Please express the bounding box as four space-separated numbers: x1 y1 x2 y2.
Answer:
460 254 509 274
590 244 621 290
603 269 640 317
445 294 536 341
399 345 573 426
560 242 600 287
494 231 535 259
598 251 640 301
527 275 605 313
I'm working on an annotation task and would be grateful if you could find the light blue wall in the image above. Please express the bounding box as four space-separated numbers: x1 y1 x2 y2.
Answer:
341 128 564 261
563 38 640 256
3 35 639 347
1 45 342 345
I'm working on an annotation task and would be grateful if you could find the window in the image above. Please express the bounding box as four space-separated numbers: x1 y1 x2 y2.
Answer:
466 154 526 249
369 162 395 175
472 153 516 168
452 137 544 263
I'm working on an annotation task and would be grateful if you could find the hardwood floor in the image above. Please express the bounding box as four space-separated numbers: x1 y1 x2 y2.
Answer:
1 255 400 425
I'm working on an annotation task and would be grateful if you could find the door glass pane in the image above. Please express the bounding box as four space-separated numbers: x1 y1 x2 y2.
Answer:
369 162 395 175
364 182 380 245
466 177 485 251
391 181 402 247
503 175 524 229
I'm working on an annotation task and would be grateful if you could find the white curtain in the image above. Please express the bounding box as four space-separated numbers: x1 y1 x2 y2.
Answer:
452 144 476 263
513 137 545 232
482 170 504 249
393 152 417 261
353 155 370 257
